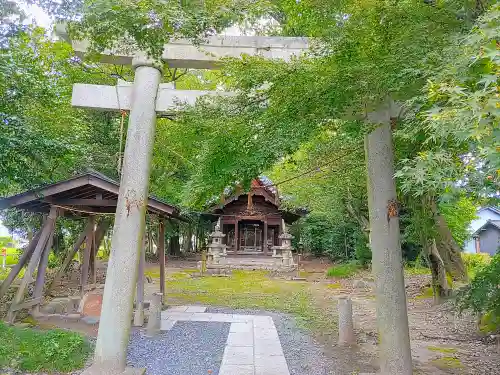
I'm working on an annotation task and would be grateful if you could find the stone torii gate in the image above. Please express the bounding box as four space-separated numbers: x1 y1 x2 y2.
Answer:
60 29 412 375
60 31 310 375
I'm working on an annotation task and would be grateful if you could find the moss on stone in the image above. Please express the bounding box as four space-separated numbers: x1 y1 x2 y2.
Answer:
427 346 457 354
431 356 463 369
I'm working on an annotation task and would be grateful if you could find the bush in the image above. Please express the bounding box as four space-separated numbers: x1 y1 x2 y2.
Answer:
456 253 500 333
461 253 491 277
0 322 91 372
298 214 366 261
326 263 360 278
354 232 371 266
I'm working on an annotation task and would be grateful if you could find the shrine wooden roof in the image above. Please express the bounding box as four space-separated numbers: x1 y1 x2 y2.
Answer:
0 171 185 220
205 178 303 223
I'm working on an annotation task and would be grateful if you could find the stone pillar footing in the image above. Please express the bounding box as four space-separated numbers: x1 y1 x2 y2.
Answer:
146 292 162 337
133 302 144 327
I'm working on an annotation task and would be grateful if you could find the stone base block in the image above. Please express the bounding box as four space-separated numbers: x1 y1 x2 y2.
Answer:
81 365 145 375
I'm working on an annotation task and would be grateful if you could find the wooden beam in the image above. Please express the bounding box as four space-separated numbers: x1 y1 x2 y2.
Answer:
80 215 95 294
45 198 118 207
32 227 55 314
49 218 93 290
7 207 58 323
10 297 42 312
158 219 165 304
0 229 42 299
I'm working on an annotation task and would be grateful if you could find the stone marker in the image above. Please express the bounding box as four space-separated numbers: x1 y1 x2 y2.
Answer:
338 296 355 346
81 292 103 317
146 292 163 337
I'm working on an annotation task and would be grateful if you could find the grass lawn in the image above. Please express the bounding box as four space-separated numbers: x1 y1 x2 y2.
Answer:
0 322 91 373
326 263 361 278
157 269 338 334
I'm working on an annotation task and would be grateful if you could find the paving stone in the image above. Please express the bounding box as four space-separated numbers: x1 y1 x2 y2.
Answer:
254 328 280 340
185 305 207 313
226 332 254 347
165 305 189 312
230 314 254 322
254 338 284 356
222 346 254 365
230 322 253 333
160 312 193 321
219 364 254 375
207 313 234 322
255 355 289 375
189 312 213 321
160 319 177 331
253 316 274 329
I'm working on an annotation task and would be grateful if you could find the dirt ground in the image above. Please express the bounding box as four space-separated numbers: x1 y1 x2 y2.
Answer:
13 256 500 375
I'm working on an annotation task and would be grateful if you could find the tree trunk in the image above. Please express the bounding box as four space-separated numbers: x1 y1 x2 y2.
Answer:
427 239 452 304
183 226 192 253
365 115 412 375
432 203 467 281
168 220 181 256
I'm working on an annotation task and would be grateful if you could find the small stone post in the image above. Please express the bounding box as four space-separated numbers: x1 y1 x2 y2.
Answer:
338 296 355 346
146 292 163 337
90 56 162 374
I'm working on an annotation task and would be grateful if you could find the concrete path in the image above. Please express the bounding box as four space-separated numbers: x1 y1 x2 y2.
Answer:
161 306 290 375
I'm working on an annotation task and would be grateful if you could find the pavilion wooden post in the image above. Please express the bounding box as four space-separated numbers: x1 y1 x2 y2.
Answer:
7 206 58 322
50 218 93 290
263 219 268 255
89 219 111 285
158 219 166 305
0 229 42 299
81 215 95 294
32 228 55 315
90 225 97 285
133 239 146 326
234 219 239 252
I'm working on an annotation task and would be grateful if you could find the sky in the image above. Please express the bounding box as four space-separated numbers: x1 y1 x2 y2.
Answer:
18 1 52 29
0 224 9 237
16 1 255 36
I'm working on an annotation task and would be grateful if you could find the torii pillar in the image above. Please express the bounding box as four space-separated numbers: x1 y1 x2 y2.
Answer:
91 56 162 374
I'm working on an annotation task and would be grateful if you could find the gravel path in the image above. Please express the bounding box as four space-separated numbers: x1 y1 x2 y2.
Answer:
207 307 337 375
127 321 230 375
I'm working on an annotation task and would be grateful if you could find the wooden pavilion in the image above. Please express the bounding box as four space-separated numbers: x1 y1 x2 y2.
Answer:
207 179 301 255
0 171 183 322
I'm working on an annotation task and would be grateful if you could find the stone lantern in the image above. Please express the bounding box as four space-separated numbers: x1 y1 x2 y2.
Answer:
207 218 227 266
272 219 295 269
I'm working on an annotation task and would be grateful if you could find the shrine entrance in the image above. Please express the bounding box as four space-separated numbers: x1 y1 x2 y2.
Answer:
240 222 262 252
224 221 280 253
207 179 301 255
